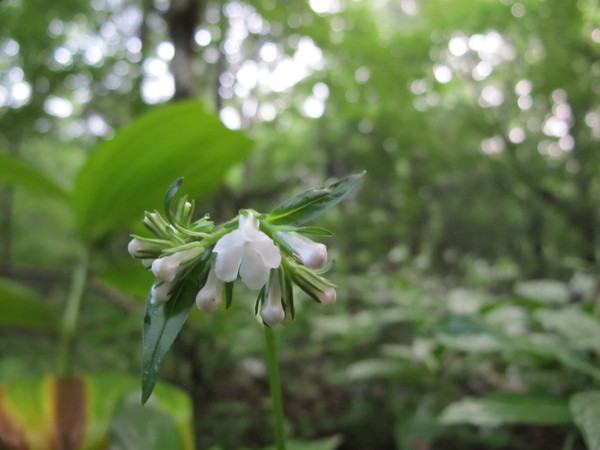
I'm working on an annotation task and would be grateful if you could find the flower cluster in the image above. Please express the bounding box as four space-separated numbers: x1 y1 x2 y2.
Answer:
129 197 336 327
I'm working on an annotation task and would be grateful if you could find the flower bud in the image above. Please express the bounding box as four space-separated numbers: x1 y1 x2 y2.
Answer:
293 267 337 306
196 265 223 312
150 281 174 304
261 276 285 326
316 285 336 305
128 238 163 258
276 232 327 269
151 247 200 282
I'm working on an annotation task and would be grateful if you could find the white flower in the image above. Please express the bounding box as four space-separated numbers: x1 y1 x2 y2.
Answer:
150 281 174 304
195 265 223 312
276 231 327 269
261 276 285 326
213 212 281 290
151 247 200 282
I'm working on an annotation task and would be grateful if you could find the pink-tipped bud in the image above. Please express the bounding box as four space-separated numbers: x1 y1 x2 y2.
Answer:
277 232 327 269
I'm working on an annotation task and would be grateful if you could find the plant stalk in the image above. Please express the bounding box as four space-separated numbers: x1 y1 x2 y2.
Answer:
264 325 286 450
57 248 91 375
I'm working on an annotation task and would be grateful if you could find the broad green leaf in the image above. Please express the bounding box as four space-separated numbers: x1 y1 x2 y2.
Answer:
72 101 252 241
488 330 600 381
439 392 572 427
108 395 186 450
267 172 364 226
344 359 405 381
570 391 600 450
514 280 570 304
0 278 57 330
535 307 600 351
142 251 211 404
0 153 68 201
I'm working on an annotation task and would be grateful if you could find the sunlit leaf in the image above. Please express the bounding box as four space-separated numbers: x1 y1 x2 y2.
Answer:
570 391 600 450
439 392 572 427
535 308 600 351
0 153 68 201
72 101 253 241
0 373 193 450
267 172 364 226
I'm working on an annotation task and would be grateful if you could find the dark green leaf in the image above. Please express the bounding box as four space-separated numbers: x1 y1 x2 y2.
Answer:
0 153 68 201
72 101 253 242
267 172 364 226
259 435 342 450
224 282 234 309
570 391 600 450
0 278 58 330
142 251 210 404
439 392 572 426
163 177 184 226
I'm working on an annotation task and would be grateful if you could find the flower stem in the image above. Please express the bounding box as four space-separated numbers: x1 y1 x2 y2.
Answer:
264 325 287 450
57 248 91 375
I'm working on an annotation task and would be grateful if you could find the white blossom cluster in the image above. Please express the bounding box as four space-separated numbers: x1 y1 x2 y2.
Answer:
128 201 335 327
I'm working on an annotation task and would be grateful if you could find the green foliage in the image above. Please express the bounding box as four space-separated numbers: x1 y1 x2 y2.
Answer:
0 154 68 201
142 251 211 404
72 101 253 241
267 172 364 226
0 278 57 330
439 392 572 426
570 391 600 450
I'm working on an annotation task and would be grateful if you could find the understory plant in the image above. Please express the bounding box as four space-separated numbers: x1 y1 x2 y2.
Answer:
130 173 364 449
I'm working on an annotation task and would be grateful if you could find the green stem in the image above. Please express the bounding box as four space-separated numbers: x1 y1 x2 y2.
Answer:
57 248 91 375
264 325 287 450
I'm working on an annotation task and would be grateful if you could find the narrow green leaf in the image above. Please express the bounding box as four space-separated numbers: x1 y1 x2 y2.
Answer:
0 278 58 330
439 392 572 426
283 267 295 319
142 251 211 404
0 153 68 201
295 227 334 236
72 101 253 242
570 391 600 450
224 282 234 309
163 177 184 226
267 171 364 226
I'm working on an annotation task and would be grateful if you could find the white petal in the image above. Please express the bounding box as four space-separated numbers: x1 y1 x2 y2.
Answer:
214 229 244 253
252 239 282 269
239 246 271 290
214 246 244 283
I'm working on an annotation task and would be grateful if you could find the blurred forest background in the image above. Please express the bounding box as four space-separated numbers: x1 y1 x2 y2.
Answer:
1 0 599 448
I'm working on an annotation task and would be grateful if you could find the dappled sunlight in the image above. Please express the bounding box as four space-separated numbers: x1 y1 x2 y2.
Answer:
1 0 600 448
